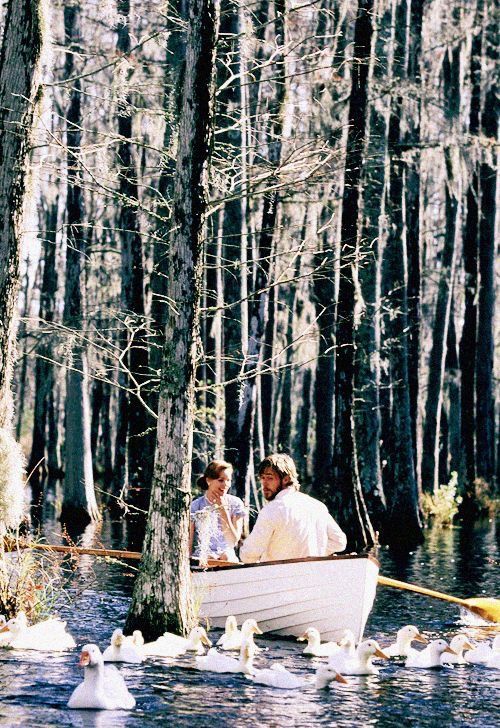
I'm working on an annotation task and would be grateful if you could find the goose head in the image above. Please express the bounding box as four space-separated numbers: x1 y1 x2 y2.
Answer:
111 629 125 648
315 665 349 689
241 619 263 637
298 627 321 648
189 626 212 648
429 639 456 658
79 644 104 668
397 625 427 647
358 639 389 662
449 635 474 655
131 630 144 647
339 629 356 654
4 613 28 638
224 616 238 635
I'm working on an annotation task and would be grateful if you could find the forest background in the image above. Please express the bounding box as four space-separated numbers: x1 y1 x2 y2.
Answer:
0 0 497 574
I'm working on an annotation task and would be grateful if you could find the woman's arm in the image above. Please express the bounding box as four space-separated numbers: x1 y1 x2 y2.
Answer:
218 504 242 547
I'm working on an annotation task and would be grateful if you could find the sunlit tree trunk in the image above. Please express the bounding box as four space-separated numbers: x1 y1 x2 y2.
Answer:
125 0 219 639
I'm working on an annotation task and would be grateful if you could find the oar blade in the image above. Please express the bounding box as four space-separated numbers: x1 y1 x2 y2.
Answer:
463 598 500 624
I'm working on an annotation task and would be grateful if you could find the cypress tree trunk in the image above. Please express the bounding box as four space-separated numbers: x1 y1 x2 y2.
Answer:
125 0 219 639
475 68 497 489
60 4 100 527
459 1 482 511
330 0 375 550
28 201 58 494
0 0 44 430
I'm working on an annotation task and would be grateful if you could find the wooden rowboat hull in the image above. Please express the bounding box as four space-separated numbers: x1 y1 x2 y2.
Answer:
192 554 379 643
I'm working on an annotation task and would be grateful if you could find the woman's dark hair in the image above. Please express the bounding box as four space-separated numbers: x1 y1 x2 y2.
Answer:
196 460 233 491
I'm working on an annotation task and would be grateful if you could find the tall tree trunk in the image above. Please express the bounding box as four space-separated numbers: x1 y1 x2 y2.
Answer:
111 0 153 529
28 200 58 495
475 57 497 489
0 0 44 431
14 258 31 441
330 0 375 551
60 4 100 527
353 0 390 534
459 2 482 512
125 0 219 639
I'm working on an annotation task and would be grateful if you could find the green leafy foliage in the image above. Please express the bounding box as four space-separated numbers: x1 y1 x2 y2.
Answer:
422 471 462 527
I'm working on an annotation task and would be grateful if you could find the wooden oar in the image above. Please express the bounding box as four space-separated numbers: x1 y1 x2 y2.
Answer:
378 575 500 623
3 540 142 561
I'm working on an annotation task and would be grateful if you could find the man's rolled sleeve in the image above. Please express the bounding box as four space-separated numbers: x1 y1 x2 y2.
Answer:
239 509 275 563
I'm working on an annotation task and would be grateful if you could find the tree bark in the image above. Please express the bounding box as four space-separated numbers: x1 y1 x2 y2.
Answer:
125 0 219 639
60 4 100 527
0 0 44 430
330 0 375 551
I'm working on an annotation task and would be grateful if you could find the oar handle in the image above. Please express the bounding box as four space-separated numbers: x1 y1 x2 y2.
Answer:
377 575 466 606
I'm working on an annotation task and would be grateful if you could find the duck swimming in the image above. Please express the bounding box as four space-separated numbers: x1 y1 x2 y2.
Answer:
68 643 136 710
217 618 263 652
327 630 357 672
195 640 255 674
0 612 76 651
385 625 427 658
328 639 388 676
406 639 456 668
298 627 340 657
103 629 144 664
143 625 211 658
440 635 474 666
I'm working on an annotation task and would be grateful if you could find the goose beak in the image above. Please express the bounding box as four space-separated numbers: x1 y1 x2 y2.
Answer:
79 650 90 667
443 646 457 656
462 641 474 651
335 672 349 684
202 634 212 646
253 625 263 635
415 633 427 644
374 647 389 659
298 634 307 642
0 625 9 633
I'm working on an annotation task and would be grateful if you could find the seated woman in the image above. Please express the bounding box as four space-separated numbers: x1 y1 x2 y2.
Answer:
190 460 246 563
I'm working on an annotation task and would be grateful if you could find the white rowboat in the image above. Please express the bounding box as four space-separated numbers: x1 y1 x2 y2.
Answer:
192 554 379 643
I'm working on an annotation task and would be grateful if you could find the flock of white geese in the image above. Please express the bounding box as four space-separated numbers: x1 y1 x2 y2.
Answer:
0 612 498 710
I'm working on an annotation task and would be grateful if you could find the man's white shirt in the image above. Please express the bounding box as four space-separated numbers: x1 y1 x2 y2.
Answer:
239 486 347 563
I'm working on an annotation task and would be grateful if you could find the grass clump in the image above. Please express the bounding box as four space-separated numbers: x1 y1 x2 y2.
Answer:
0 537 74 623
422 471 462 527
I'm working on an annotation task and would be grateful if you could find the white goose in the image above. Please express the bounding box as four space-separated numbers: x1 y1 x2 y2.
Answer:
217 618 263 652
298 627 340 657
328 639 388 676
143 625 211 658
68 643 136 710
327 630 357 672
248 662 348 689
406 639 456 668
216 616 242 650
485 636 500 669
464 635 500 665
103 629 144 664
0 612 76 651
385 625 427 658
440 635 475 666
195 640 255 674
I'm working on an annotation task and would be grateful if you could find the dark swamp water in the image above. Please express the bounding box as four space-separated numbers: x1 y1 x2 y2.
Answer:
0 517 498 727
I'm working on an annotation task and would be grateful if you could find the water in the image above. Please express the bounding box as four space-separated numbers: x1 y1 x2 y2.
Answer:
0 519 498 727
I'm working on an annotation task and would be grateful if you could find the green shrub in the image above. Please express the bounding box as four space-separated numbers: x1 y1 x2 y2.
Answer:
421 471 462 527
